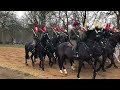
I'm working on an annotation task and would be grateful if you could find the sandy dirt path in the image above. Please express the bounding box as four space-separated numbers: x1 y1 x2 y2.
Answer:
0 47 120 79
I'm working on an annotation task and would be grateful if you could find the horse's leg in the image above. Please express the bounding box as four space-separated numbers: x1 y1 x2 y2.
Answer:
58 56 63 74
34 57 36 63
55 51 58 64
70 59 75 71
96 58 103 72
114 47 120 63
106 54 118 69
44 56 46 59
94 58 98 68
53 55 56 64
113 53 120 63
98 55 107 72
89 60 96 79
62 56 67 74
93 57 99 72
72 59 76 67
94 57 102 72
34 52 37 63
30 53 35 68
47 53 53 67
39 61 42 68
25 51 29 66
62 63 67 74
77 60 83 79
51 53 55 66
82 62 86 68
39 54 44 71
64 59 67 65
53 52 57 64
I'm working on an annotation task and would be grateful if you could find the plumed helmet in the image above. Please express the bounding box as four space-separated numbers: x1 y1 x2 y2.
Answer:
73 21 79 27
64 29 67 32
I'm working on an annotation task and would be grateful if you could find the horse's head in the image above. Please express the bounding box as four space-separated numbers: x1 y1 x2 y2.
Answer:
114 32 120 44
33 34 41 44
84 30 96 41
107 32 120 48
63 33 69 42
41 32 51 42
102 29 114 38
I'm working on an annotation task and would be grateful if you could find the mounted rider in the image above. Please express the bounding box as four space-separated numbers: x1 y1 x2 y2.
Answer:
32 19 41 47
69 21 80 57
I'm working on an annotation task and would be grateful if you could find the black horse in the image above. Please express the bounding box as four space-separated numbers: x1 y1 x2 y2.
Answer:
56 28 103 78
76 41 97 79
25 35 39 66
75 31 102 79
25 34 47 70
25 32 55 70
57 42 75 74
84 28 119 72
51 32 70 64
97 32 120 72
45 39 56 66
76 28 105 79
34 32 56 68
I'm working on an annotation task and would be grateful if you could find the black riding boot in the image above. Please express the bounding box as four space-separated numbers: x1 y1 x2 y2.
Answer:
73 49 78 57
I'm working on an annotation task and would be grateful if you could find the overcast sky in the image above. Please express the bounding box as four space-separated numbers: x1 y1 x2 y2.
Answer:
15 11 26 19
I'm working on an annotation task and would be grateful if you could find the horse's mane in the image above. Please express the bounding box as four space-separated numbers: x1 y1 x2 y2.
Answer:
85 30 94 36
83 30 95 40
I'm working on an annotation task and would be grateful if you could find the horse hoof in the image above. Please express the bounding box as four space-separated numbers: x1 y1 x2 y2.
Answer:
103 69 106 72
50 65 52 68
25 63 28 66
106 65 112 69
64 72 68 75
64 72 68 74
72 68 75 71
96 68 100 72
114 66 118 68
73 63 75 67
64 69 68 74
106 66 110 69
50 63 53 67
60 70 63 74
71 66 75 71
96 70 99 72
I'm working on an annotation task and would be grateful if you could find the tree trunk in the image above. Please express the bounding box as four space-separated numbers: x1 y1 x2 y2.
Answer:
1 29 4 44
117 11 120 30
65 11 69 32
83 11 86 27
2 29 6 44
11 37 14 45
